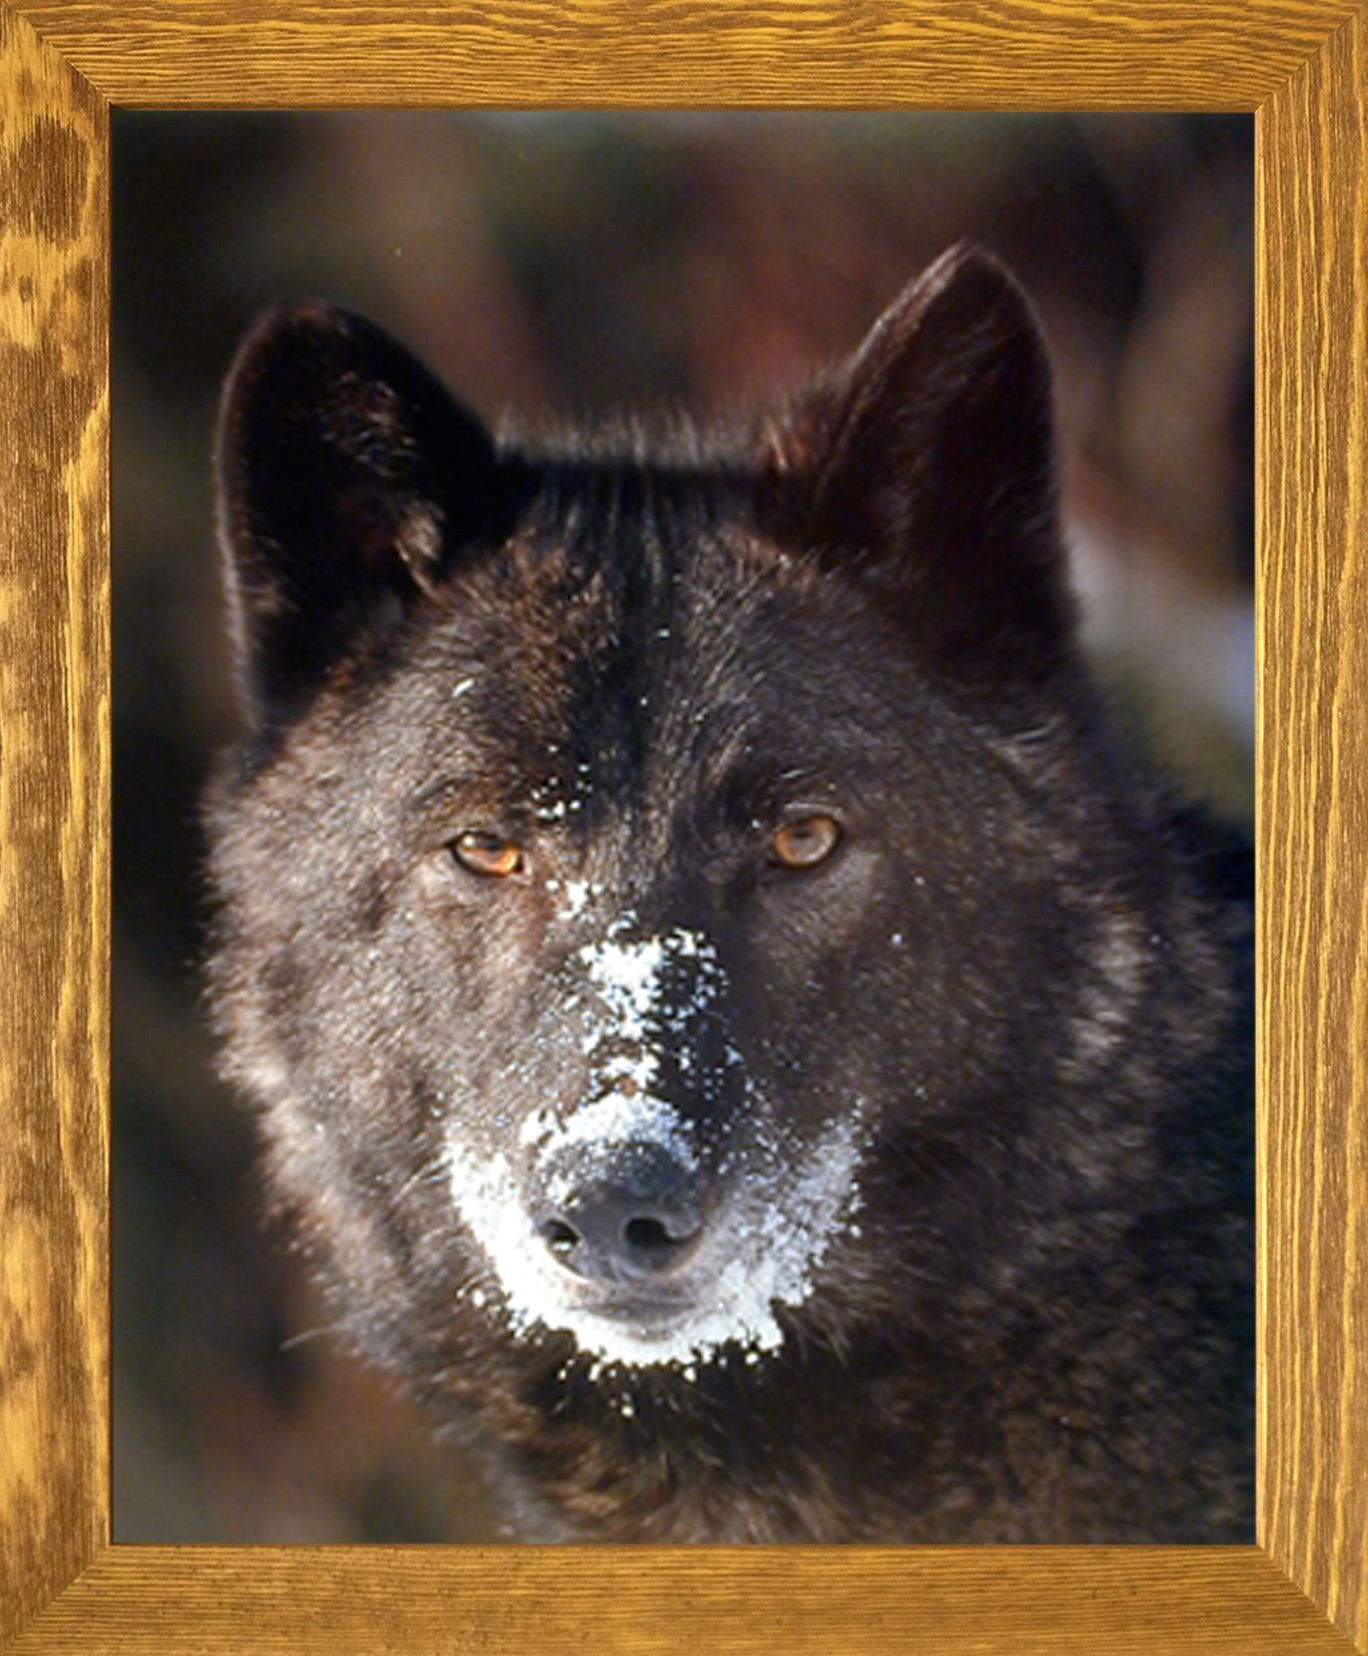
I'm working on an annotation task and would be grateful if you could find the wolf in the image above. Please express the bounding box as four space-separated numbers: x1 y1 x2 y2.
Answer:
205 243 1253 1543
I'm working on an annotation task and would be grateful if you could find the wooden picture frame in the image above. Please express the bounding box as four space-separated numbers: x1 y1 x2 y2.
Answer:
1 3 1364 1651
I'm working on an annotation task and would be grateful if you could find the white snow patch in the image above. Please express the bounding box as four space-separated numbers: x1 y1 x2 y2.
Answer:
575 921 716 1048
600 1048 656 1089
517 1089 696 1172
562 878 592 917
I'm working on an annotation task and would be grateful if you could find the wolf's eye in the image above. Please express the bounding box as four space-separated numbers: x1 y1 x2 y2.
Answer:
770 814 842 870
452 831 525 879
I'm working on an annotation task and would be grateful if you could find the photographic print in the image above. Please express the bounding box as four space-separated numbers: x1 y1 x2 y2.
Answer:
113 111 1254 1545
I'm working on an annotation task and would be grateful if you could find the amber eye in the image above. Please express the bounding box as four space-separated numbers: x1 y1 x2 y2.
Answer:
769 814 842 870
452 831 525 879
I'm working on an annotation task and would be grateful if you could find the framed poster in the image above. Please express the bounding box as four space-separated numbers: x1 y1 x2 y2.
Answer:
1 2 1365 1651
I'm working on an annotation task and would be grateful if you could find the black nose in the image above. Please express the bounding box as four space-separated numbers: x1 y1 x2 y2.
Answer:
534 1140 703 1282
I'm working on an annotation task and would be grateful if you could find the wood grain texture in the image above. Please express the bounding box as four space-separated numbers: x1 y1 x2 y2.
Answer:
1 0 1366 1652
0 5 109 1648
4 1548 1362 1655
1258 7 1368 1651
4 0 1363 110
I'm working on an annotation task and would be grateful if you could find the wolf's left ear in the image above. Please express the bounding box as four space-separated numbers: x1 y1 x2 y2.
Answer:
769 243 1073 698
216 303 516 725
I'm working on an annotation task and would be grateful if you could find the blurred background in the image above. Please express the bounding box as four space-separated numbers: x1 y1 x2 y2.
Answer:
112 111 1253 1543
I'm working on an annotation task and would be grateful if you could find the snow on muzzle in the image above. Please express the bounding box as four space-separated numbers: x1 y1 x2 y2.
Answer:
444 921 867 1369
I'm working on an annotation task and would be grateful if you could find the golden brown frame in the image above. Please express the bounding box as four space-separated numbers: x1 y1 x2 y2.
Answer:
1 3 1365 1651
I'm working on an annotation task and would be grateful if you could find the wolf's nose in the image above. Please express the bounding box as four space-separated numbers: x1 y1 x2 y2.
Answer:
534 1140 702 1281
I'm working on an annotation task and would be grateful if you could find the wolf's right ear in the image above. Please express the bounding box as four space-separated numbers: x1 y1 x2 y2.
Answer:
216 303 517 725
764 244 1073 706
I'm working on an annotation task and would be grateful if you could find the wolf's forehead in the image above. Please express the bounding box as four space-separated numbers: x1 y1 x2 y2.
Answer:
557 578 817 772
443 530 793 715
375 504 903 822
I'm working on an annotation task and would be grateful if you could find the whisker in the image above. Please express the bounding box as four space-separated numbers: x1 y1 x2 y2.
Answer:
392 1157 449 1205
278 1320 350 1353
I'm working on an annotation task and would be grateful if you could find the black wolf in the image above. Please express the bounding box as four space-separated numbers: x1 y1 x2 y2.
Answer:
206 243 1253 1542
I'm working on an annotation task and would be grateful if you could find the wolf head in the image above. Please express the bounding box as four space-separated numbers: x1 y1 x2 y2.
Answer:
208 245 1189 1399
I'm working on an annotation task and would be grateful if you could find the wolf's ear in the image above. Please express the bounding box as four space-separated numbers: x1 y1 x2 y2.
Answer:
216 303 513 724
771 243 1073 699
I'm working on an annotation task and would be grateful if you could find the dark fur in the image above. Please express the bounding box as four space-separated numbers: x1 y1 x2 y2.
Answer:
206 244 1253 1542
